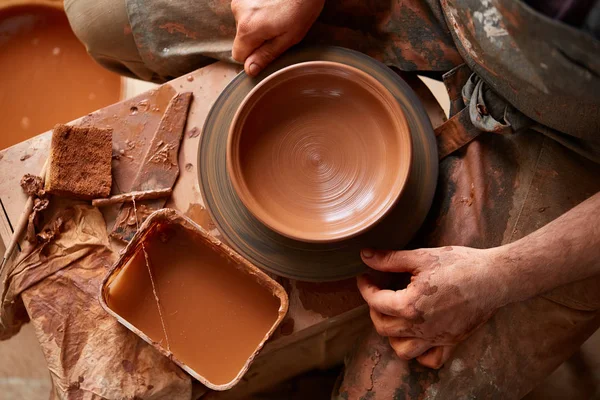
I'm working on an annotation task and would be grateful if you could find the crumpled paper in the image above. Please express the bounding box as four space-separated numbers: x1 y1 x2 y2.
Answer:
0 205 191 399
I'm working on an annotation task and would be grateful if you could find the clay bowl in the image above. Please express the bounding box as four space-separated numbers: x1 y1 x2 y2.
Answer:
227 61 412 243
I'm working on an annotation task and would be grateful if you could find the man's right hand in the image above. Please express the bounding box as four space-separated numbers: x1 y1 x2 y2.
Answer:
231 0 324 77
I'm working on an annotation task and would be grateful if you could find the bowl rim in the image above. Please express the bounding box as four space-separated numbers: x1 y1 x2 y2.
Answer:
227 60 413 243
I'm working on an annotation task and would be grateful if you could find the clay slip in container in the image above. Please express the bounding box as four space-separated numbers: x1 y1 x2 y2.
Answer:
99 209 288 391
228 61 412 243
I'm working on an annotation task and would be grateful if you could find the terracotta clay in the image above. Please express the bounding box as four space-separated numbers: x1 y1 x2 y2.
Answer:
200 47 438 281
228 61 412 243
110 92 192 242
0 5 121 150
101 209 288 390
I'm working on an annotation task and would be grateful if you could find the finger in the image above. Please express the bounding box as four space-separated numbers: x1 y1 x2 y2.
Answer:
361 249 424 273
416 345 456 369
244 34 291 76
389 337 432 360
357 274 406 316
370 309 414 337
232 29 265 63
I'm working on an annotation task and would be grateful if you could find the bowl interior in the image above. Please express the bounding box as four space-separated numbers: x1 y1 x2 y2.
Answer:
228 61 412 243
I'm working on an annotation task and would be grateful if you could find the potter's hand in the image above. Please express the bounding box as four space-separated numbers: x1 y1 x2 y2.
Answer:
231 0 324 76
358 246 506 369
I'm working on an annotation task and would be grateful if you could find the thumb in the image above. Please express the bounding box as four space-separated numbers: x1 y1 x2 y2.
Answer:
361 249 423 273
244 34 290 77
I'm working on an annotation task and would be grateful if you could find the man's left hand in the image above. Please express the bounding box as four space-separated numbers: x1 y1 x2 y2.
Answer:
358 246 508 368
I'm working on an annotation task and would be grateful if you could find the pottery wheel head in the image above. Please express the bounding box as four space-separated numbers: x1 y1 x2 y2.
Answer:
228 62 412 243
200 47 438 281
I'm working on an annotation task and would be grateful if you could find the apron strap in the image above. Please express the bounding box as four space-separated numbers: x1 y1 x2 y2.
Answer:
435 108 482 160
435 63 483 160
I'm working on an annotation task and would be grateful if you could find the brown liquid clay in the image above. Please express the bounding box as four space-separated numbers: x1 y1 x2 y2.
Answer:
105 223 282 386
228 61 412 243
0 5 121 150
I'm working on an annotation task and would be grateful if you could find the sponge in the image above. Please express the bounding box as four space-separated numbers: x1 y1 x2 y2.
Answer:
45 124 112 199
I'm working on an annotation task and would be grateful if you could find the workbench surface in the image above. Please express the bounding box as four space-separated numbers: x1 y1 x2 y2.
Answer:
0 61 370 399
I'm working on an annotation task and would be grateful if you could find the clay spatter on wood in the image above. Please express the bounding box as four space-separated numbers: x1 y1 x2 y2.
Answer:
110 92 192 242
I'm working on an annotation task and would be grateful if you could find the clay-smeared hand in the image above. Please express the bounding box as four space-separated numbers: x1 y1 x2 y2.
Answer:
358 246 507 369
231 0 324 76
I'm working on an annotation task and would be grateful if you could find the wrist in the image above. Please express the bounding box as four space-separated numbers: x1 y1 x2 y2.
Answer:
484 247 516 306
485 244 543 306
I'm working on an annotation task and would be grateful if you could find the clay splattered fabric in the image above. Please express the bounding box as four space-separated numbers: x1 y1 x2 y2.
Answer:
65 0 463 82
0 205 191 399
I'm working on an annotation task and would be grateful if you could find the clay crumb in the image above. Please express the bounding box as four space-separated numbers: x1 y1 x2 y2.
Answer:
149 143 175 168
20 174 45 197
185 163 193 172
20 154 32 161
188 127 199 138
125 140 136 150
460 183 475 207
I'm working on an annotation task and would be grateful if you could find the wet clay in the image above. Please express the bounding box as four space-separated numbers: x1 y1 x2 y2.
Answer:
110 92 192 243
0 5 121 150
228 61 412 243
105 223 282 386
185 203 216 231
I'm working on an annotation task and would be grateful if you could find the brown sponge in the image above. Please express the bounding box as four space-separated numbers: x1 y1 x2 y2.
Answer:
45 124 112 200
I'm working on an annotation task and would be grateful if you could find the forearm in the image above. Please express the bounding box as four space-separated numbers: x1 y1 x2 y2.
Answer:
491 191 600 305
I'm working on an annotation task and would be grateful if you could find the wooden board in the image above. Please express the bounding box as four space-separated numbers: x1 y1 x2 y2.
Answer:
0 57 446 399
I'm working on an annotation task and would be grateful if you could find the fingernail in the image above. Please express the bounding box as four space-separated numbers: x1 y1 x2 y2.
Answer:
362 249 374 258
248 63 260 76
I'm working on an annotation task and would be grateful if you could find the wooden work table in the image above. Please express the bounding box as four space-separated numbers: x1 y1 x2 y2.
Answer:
0 61 445 399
